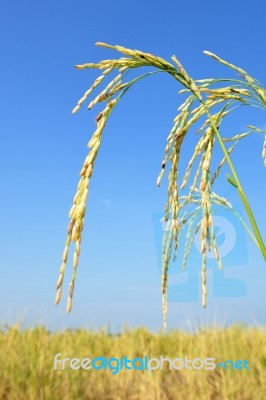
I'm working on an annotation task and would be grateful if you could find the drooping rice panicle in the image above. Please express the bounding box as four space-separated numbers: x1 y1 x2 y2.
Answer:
188 154 205 196
181 103 231 192
199 134 214 308
171 55 203 102
246 125 265 133
211 139 239 185
203 50 266 111
72 74 107 114
182 210 201 270
245 126 266 166
55 99 117 312
161 109 191 224
55 234 71 305
173 215 186 262
161 107 192 326
209 214 224 269
202 86 251 104
87 73 123 110
157 111 186 188
255 87 266 106
203 51 254 82
67 238 81 313
263 134 266 166
161 222 173 331
209 191 259 248
180 127 212 190
222 131 253 142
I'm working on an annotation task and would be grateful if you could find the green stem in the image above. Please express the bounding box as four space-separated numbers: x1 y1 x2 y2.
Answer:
205 108 266 261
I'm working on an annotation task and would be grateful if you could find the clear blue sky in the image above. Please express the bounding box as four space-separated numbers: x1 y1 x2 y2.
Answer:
0 0 266 331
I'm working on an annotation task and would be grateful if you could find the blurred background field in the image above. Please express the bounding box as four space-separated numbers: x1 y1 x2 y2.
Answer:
1 324 266 400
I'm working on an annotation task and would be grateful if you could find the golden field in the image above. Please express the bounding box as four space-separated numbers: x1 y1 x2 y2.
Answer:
0 325 266 399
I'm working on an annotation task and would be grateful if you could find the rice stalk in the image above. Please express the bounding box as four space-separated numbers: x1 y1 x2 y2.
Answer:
55 42 266 328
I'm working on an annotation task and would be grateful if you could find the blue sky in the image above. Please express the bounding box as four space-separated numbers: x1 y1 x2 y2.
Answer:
0 0 266 331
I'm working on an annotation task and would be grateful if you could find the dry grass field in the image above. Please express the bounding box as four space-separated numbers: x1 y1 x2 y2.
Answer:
0 324 266 399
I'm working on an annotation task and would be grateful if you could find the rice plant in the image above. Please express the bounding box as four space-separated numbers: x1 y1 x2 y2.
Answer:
55 43 266 327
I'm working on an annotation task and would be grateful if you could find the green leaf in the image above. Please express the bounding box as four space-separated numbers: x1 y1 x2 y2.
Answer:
226 174 238 189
